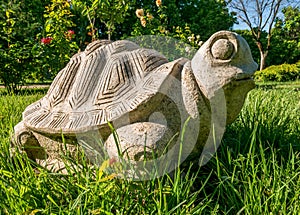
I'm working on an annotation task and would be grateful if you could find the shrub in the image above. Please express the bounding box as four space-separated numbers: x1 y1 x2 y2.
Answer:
0 0 47 93
31 0 79 81
254 62 300 82
0 42 33 93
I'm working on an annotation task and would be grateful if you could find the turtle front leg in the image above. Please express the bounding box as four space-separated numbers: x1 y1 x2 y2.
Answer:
104 122 175 162
13 121 46 160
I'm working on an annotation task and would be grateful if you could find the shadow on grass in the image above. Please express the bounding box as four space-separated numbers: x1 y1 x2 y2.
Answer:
256 81 300 91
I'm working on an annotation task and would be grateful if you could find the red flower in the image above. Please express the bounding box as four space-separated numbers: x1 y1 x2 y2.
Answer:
41 37 53 45
65 30 75 40
68 30 75 35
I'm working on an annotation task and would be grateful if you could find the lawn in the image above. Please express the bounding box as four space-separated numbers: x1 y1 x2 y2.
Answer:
0 84 299 214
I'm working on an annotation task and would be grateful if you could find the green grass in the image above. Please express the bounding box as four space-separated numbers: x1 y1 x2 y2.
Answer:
0 85 299 214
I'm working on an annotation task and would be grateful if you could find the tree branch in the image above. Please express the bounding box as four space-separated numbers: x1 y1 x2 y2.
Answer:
229 0 285 70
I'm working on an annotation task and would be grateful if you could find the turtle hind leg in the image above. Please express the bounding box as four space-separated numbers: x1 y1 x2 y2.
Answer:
104 122 182 179
104 122 176 162
13 122 47 161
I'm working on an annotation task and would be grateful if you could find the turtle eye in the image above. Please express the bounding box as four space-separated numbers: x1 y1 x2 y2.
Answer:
211 39 234 60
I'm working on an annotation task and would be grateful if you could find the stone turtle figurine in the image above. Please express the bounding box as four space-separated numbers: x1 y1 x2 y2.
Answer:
13 31 257 171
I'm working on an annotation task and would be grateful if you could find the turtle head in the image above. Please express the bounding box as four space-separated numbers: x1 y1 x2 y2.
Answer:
191 31 258 124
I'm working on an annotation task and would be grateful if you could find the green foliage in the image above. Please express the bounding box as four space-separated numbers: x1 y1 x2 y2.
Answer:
178 0 236 40
131 0 177 35
0 0 48 93
3 0 300 90
131 2 201 46
30 0 79 81
0 42 31 93
0 0 236 91
72 0 132 41
271 6 300 65
130 0 235 41
255 62 300 82
234 29 265 65
129 2 202 61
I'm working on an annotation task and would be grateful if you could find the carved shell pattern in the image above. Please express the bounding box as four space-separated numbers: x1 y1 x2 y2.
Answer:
23 40 175 133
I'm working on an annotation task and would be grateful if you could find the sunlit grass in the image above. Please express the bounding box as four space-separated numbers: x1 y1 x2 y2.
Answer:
0 85 299 214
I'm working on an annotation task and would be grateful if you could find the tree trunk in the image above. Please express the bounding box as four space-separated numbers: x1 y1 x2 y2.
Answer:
108 32 111 41
256 41 268 71
260 51 268 71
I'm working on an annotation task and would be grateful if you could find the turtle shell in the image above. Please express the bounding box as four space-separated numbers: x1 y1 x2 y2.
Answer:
23 40 186 134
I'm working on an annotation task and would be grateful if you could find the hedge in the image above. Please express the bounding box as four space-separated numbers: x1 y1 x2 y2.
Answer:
255 61 300 82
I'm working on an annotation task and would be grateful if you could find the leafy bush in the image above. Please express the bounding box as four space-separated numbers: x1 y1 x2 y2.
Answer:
270 6 300 65
128 2 203 61
254 62 300 82
131 2 202 46
30 0 79 81
0 0 237 93
0 42 33 93
0 0 47 93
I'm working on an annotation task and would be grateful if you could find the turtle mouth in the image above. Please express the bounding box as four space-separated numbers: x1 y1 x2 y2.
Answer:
233 77 255 88
225 76 255 89
222 75 254 90
235 73 254 83
236 77 253 82
236 72 253 80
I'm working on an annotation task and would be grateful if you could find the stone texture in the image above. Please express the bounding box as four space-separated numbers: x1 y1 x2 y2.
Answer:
13 31 257 171
105 122 173 161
